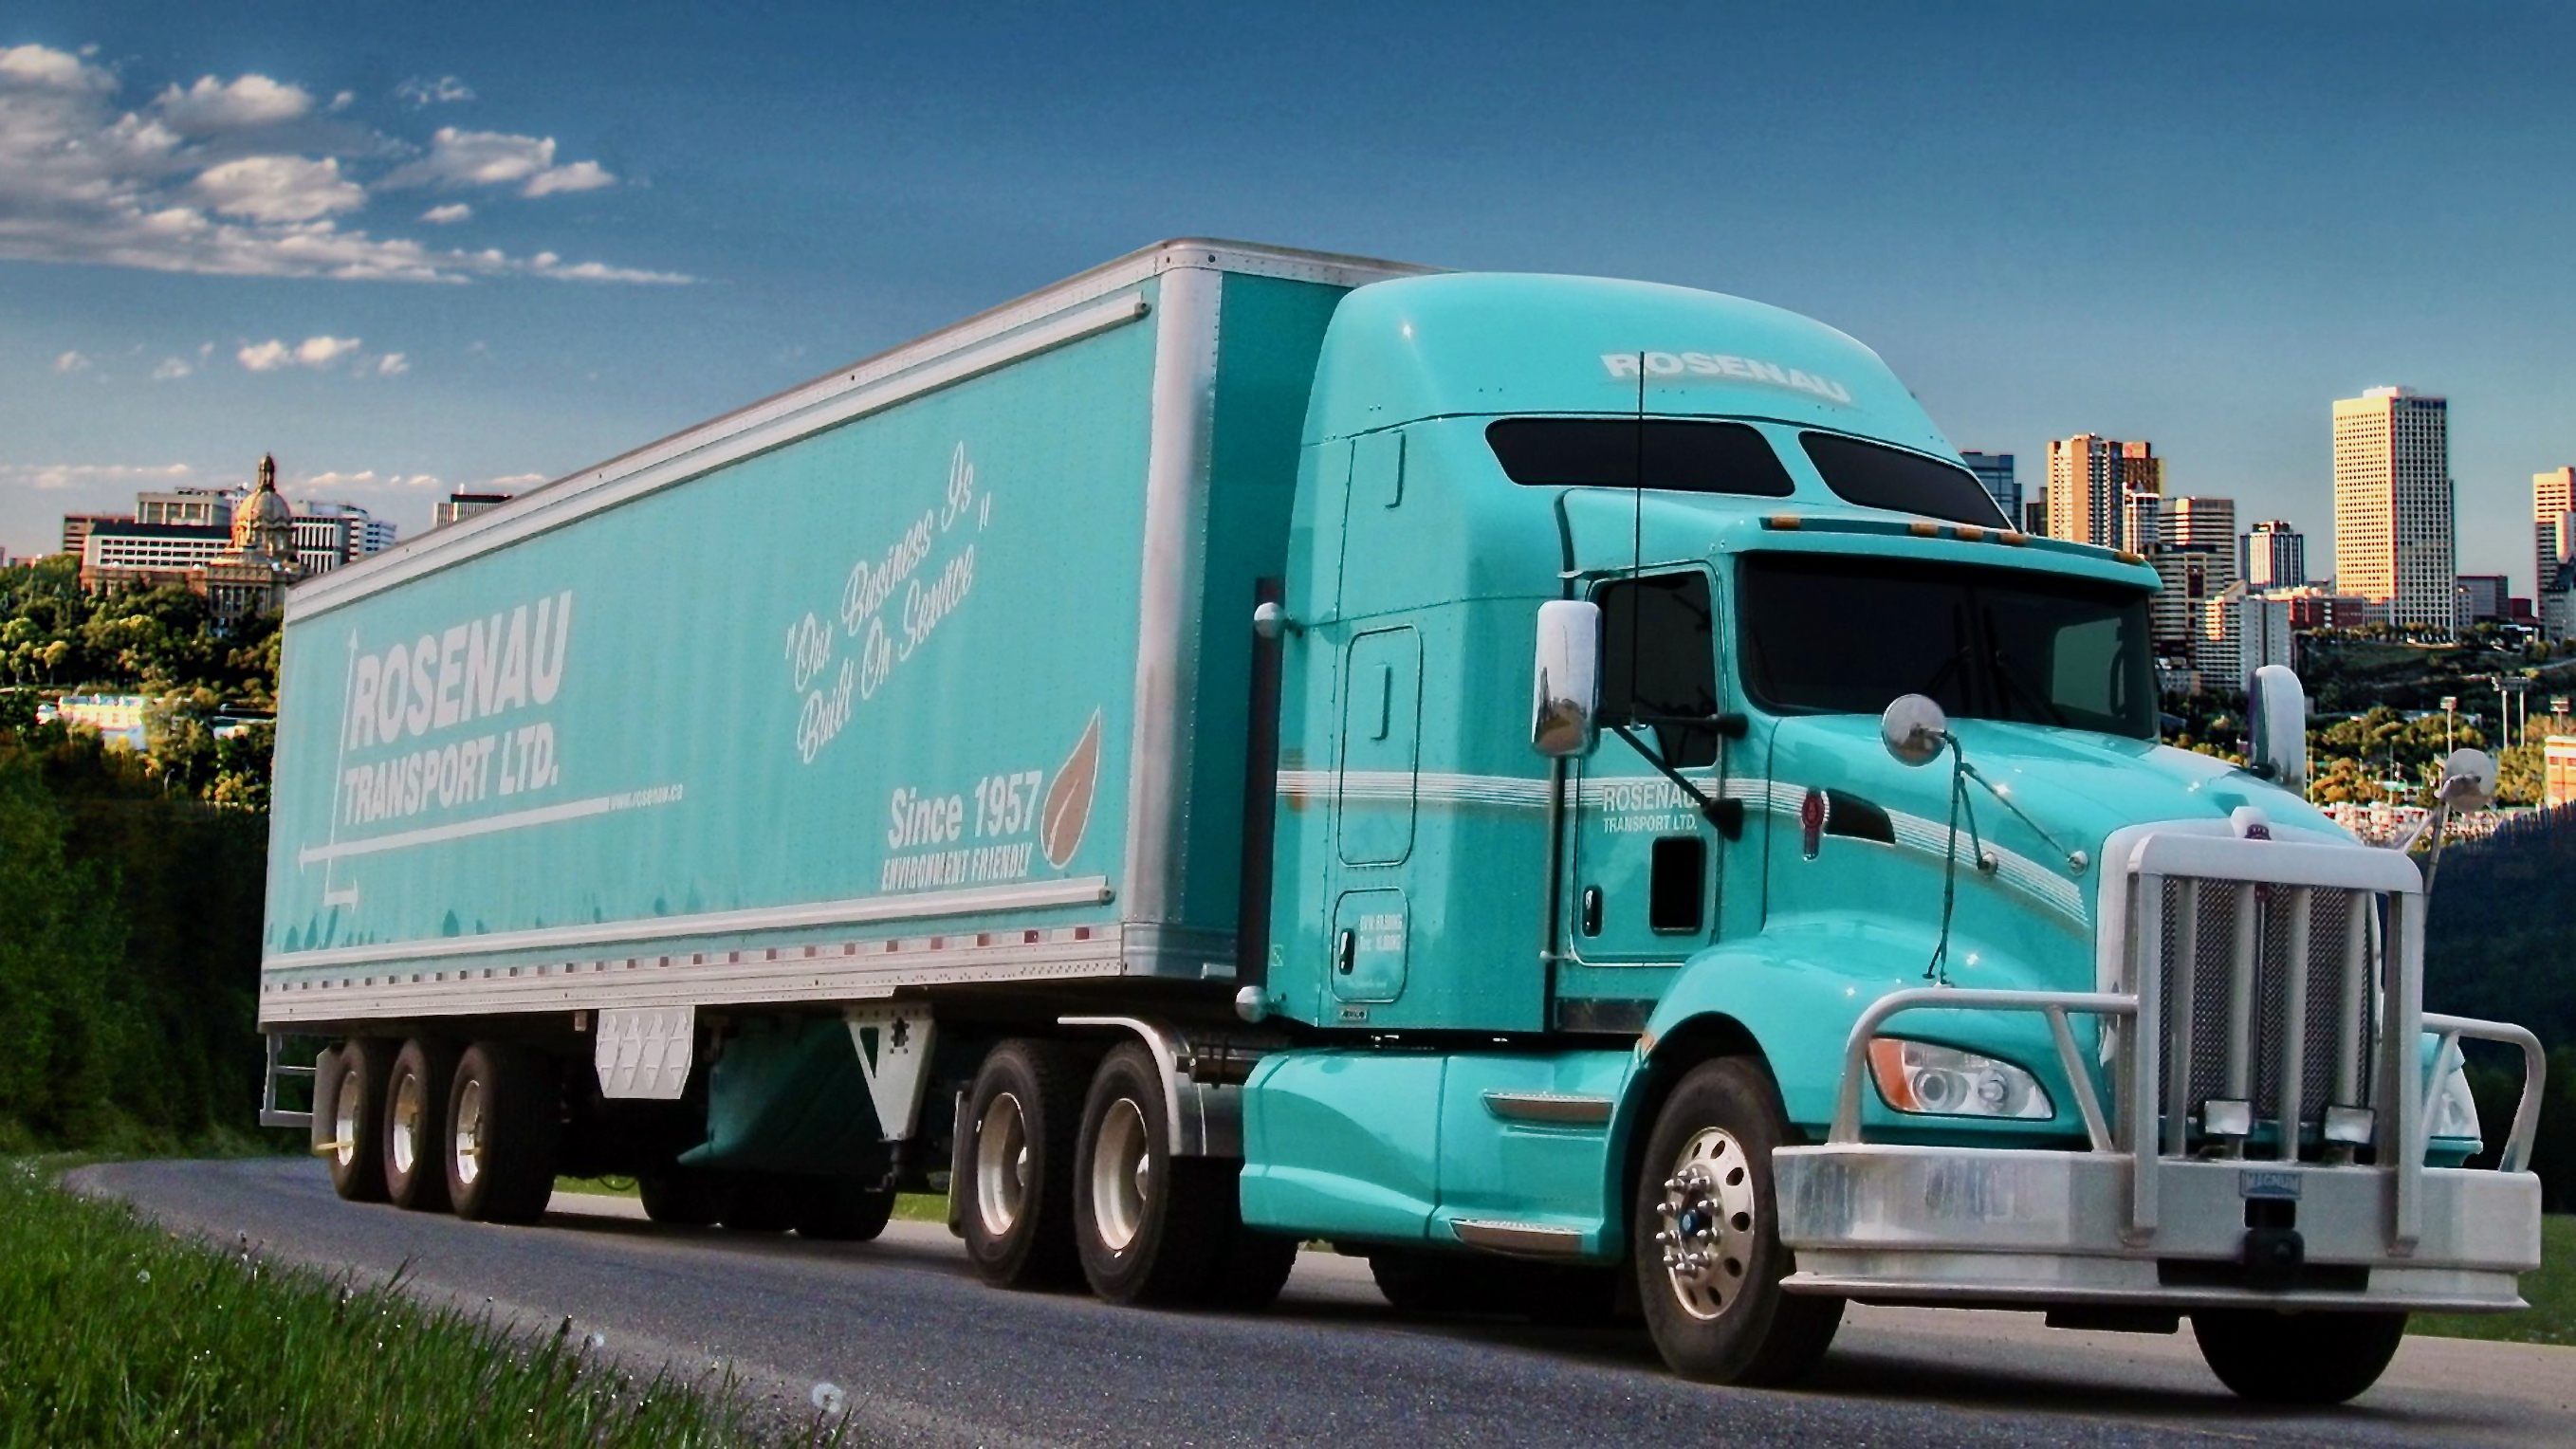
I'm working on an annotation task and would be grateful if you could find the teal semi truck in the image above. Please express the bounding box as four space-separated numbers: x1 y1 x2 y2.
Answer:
261 240 2545 1402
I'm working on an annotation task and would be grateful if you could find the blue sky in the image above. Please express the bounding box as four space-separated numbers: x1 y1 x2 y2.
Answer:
5 3 2571 588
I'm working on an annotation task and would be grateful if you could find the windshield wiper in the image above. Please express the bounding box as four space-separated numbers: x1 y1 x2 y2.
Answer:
1982 608 2070 726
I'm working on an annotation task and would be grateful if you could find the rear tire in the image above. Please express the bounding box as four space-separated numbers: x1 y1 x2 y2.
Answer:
324 1038 394 1202
444 1042 561 1224
716 1172 799 1233
1074 1046 1226 1304
1633 1056 1844 1385
382 1038 458 1212
960 1038 1087 1287
2192 1309 2407 1404
795 1178 896 1241
637 1170 725 1227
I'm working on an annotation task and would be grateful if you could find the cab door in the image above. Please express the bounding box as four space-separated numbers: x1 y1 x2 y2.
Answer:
1564 571 1729 976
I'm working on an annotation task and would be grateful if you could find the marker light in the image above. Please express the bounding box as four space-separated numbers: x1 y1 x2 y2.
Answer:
1868 1038 2053 1120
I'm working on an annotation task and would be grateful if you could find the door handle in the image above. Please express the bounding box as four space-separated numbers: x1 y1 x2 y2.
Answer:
1579 887 1603 937
1336 928 1356 973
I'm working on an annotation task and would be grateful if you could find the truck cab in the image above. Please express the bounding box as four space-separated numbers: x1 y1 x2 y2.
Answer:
1239 269 2544 1398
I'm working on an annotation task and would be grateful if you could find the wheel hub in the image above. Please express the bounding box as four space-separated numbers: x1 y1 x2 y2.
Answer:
1653 1127 1757 1321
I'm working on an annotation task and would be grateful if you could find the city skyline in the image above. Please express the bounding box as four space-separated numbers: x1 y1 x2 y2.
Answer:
3 5 2571 585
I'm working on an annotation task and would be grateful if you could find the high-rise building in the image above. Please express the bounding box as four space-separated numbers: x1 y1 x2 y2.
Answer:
60 512 125 559
2162 496 2236 556
136 488 234 529
433 492 515 528
2456 575 2509 628
289 500 398 575
2243 520 2306 589
1960 452 2018 524
2332 387 2455 632
2046 435 2159 549
2022 490 2047 538
2534 468 2573 599
2147 546 2227 665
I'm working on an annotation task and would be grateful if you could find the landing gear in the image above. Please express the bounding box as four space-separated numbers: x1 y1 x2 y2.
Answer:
1633 1056 1843 1385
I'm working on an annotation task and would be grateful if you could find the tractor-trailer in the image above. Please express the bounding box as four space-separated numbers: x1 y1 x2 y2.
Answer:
262 239 2544 1401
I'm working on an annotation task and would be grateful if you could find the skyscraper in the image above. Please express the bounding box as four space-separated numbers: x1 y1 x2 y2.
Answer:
2047 435 2160 549
1960 451 2018 524
2332 387 2455 632
2534 467 2573 597
2243 520 2307 589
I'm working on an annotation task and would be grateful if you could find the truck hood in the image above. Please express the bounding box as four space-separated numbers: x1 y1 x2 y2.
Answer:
1757 715 2351 992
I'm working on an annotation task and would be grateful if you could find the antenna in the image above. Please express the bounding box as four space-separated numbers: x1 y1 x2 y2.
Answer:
1627 352 1646 728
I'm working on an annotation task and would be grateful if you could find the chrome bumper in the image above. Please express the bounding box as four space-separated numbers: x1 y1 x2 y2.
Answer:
1776 1144 2542 1311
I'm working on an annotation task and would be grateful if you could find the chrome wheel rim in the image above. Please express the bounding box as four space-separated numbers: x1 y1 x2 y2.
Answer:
452 1078 486 1188
389 1069 424 1177
1654 1126 1758 1321
1089 1097 1151 1253
975 1091 1029 1238
332 1066 361 1168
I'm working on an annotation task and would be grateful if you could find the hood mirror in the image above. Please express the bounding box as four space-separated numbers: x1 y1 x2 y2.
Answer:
2247 665 2309 792
1880 693 1950 767
2436 748 2496 811
1531 599 1602 758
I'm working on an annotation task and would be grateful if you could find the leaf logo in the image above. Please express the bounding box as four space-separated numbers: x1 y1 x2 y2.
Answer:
1040 709 1102 869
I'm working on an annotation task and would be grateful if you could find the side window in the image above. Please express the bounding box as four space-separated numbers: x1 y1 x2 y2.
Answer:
1597 572 1720 768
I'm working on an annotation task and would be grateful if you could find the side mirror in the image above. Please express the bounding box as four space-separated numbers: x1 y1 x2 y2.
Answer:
1880 693 1950 767
2436 747 2496 810
2248 664 2308 792
1531 599 1601 758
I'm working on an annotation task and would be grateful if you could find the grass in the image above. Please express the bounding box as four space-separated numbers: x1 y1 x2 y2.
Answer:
0 1159 845 1447
2414 1215 2576 1347
556 1175 951 1224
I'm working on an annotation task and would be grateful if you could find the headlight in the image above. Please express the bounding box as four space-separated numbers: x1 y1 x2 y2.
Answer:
1868 1037 2054 1120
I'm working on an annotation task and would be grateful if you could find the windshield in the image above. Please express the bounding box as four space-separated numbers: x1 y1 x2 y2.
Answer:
1738 554 2157 739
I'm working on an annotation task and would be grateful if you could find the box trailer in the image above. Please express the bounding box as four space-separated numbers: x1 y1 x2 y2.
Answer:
263 240 2544 1400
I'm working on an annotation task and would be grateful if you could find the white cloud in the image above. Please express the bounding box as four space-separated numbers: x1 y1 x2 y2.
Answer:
235 335 414 376
480 472 547 489
420 202 472 224
295 335 361 367
235 339 291 372
151 357 192 380
53 350 90 373
395 76 475 107
191 155 367 223
153 73 314 133
0 461 193 491
377 126 616 198
0 44 684 284
375 352 408 376
286 468 442 495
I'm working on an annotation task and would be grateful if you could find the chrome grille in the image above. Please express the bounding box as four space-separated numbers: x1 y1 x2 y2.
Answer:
2152 876 2378 1157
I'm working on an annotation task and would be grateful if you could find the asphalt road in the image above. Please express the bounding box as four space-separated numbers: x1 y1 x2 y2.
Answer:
70 1157 2572 1446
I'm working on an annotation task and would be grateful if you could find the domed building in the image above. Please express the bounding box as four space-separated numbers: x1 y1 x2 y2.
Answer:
195 454 304 624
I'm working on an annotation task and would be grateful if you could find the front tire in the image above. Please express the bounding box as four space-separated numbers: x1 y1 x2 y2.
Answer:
637 1169 724 1227
1633 1056 1844 1385
795 1178 896 1241
382 1038 458 1212
1074 1045 1225 1304
2192 1309 2407 1404
444 1042 561 1224
324 1038 394 1202
960 1038 1086 1287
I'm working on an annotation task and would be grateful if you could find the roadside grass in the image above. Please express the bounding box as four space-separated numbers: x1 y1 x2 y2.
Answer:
2414 1215 2576 1347
0 1160 845 1446
556 1174 950 1224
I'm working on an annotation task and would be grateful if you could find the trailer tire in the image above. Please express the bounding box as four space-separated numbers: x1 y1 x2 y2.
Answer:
637 1170 725 1227
445 1042 561 1224
794 1178 895 1241
382 1038 459 1212
324 1038 394 1202
1074 1046 1228 1304
961 1038 1086 1288
1633 1056 1844 1385
2192 1309 2407 1404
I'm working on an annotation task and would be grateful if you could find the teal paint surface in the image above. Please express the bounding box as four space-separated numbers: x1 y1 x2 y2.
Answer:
267 288 1174 973
682 1017 883 1174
